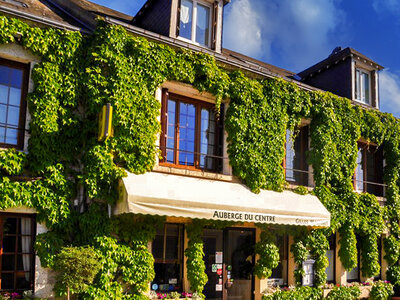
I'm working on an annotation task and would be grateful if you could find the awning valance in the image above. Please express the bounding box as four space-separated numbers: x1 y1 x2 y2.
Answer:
115 172 330 228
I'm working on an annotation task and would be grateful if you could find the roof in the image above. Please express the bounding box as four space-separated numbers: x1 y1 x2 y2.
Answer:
0 0 83 30
222 48 296 79
298 47 384 80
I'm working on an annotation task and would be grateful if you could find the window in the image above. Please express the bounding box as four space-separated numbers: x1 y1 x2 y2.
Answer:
160 90 223 172
355 69 370 105
0 58 28 149
347 236 360 282
354 143 384 196
151 224 184 293
285 126 309 186
178 0 212 47
325 234 336 283
0 214 35 292
269 234 288 286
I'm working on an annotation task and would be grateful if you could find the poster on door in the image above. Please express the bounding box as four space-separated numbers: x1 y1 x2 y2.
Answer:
216 251 223 263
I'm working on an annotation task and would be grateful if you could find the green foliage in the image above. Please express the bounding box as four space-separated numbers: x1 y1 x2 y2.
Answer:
254 230 280 278
34 231 65 268
54 246 101 296
185 221 208 298
1 14 400 297
387 265 400 287
370 281 394 300
325 286 361 300
262 287 322 300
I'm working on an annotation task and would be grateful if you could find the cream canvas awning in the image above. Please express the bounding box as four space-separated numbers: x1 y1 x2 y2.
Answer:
115 172 330 228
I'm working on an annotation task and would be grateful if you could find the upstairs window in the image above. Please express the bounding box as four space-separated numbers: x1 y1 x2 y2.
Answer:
178 0 212 47
354 143 384 197
160 90 223 173
354 69 370 105
0 58 28 149
0 214 35 292
285 126 309 186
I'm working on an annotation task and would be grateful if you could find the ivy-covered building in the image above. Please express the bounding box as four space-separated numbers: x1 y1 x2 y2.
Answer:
0 0 398 299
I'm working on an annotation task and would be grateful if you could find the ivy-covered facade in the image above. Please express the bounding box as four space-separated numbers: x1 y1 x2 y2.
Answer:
0 0 399 299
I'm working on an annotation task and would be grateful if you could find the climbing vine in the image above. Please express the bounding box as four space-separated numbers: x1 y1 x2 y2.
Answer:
1 14 400 299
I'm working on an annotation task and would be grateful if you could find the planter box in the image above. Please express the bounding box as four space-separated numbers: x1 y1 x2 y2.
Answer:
323 286 371 299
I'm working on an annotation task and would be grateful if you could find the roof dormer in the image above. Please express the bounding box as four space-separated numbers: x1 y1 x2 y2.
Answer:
132 0 229 53
297 47 384 109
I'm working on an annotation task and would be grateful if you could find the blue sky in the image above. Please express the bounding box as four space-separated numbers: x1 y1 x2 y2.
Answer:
91 0 400 117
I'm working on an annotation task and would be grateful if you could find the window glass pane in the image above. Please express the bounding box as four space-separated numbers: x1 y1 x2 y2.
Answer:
325 235 335 282
0 104 7 124
5 128 18 145
179 102 196 166
16 272 31 289
270 235 287 282
166 100 176 163
2 254 15 271
355 148 364 191
152 234 164 260
0 66 10 85
3 218 17 234
0 127 5 144
10 68 23 88
179 0 193 40
3 236 16 253
7 105 20 127
196 3 210 46
355 70 360 100
1 273 14 289
285 130 295 181
363 72 370 104
0 85 8 104
200 108 216 169
347 266 359 281
9 87 21 107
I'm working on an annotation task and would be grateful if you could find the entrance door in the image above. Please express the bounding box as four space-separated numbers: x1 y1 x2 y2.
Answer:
203 228 255 300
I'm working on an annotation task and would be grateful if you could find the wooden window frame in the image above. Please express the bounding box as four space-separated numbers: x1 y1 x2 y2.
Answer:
177 0 214 48
152 223 184 292
160 89 223 172
284 126 309 186
0 58 29 150
353 142 384 196
354 68 371 105
0 213 36 292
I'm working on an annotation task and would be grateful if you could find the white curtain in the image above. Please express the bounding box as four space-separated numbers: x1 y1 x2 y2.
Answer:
20 218 31 281
180 1 190 24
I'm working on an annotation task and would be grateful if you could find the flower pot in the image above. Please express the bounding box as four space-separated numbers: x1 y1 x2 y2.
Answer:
392 297 400 300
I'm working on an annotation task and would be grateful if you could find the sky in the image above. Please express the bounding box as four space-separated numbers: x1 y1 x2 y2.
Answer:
91 0 400 117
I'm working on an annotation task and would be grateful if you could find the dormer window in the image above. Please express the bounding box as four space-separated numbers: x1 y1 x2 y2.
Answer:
354 69 370 105
179 0 212 47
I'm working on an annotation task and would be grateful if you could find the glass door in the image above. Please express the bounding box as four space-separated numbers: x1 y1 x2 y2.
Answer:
203 229 223 300
202 228 255 300
225 229 255 300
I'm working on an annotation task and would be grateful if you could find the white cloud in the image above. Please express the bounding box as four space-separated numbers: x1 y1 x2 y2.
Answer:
373 0 400 14
379 70 400 117
223 0 346 72
223 0 265 58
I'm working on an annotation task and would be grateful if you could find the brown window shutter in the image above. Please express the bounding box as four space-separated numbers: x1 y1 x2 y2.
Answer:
160 88 169 162
212 1 219 50
176 0 182 37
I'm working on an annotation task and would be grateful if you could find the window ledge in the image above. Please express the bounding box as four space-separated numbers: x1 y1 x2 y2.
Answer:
286 183 315 192
153 165 235 182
